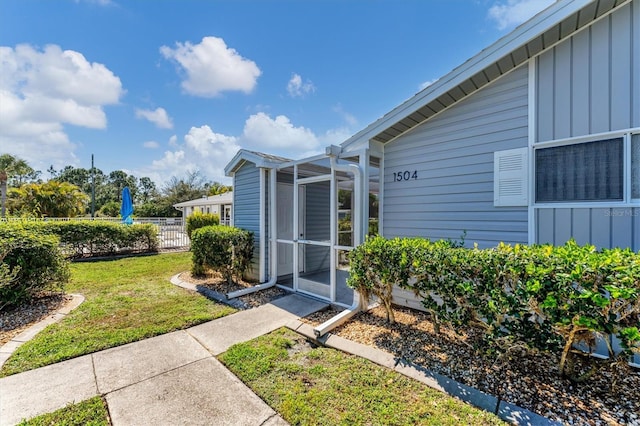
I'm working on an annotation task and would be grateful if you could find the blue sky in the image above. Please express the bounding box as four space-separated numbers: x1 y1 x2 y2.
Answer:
0 0 553 185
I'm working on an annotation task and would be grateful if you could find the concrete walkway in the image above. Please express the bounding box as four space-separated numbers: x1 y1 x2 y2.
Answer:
0 294 327 426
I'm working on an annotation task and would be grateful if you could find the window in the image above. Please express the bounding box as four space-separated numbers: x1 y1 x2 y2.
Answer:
535 138 623 203
632 134 640 199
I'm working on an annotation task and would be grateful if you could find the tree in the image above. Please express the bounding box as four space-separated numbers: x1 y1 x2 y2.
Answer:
208 182 232 196
137 177 158 204
1 154 35 217
9 181 88 217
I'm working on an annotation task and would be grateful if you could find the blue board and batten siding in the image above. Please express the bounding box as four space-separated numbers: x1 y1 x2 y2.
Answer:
233 161 262 280
383 64 530 248
535 0 640 250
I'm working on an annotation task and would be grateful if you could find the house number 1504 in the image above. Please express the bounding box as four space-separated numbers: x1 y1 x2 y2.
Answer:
393 170 418 182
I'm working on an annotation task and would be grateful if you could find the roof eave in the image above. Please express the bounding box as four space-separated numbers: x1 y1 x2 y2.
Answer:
340 0 604 149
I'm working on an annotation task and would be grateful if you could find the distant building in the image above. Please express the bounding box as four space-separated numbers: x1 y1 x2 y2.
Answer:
173 192 233 225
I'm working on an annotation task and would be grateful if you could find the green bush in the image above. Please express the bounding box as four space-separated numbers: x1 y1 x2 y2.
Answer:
186 212 220 238
10 221 159 258
348 237 640 381
0 226 69 311
191 225 253 284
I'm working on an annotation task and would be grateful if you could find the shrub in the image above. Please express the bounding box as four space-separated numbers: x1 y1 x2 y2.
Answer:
186 212 220 238
191 225 253 284
348 237 640 381
8 221 159 258
0 225 69 311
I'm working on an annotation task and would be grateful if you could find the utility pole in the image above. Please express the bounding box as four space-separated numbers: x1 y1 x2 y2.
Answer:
91 154 96 218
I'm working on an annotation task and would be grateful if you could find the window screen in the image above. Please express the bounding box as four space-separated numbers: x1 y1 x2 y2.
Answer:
535 138 623 202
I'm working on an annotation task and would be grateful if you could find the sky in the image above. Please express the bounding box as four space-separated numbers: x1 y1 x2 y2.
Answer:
0 0 555 186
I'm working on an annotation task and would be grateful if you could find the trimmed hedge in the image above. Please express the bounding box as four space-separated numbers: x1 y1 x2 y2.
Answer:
0 226 69 311
6 221 159 258
191 225 253 284
348 236 640 380
186 212 220 238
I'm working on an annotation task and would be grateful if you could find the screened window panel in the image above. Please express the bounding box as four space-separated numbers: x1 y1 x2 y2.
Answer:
535 138 623 202
633 134 640 199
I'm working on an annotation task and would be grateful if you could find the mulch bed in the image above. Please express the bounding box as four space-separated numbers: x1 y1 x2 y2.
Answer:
304 305 640 426
178 272 289 308
0 293 70 346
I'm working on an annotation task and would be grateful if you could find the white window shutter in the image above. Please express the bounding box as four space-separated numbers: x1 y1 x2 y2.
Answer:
494 147 528 206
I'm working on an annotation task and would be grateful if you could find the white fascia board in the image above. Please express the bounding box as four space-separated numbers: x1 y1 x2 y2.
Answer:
340 0 597 150
224 150 281 175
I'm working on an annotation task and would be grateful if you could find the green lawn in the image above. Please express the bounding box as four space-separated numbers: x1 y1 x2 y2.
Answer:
219 328 504 426
17 397 110 426
1 252 235 376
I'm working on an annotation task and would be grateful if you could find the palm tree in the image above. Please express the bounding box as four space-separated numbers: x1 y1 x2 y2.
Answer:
0 154 30 217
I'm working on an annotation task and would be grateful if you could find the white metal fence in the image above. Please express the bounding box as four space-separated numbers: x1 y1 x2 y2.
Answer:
1 217 191 250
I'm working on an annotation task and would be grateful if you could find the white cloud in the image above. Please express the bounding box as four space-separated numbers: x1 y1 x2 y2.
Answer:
138 127 241 185
143 141 160 149
241 112 319 154
332 104 358 127
138 110 357 186
135 107 173 129
287 73 316 98
0 43 124 171
160 36 261 97
488 0 555 30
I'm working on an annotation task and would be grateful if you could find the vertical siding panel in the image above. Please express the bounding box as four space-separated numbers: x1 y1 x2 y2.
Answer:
590 17 611 133
610 5 632 130
570 29 591 136
611 209 633 248
590 208 612 249
554 42 572 139
537 209 555 244
537 50 555 142
554 208 572 244
634 0 640 128
571 208 591 245
634 208 640 251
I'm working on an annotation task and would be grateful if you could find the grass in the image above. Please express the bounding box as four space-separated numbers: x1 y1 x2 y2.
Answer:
1 252 235 376
219 328 504 426
17 396 110 426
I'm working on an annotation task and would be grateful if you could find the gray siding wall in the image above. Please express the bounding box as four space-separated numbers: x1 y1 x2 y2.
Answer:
383 64 529 247
233 162 261 280
536 0 640 141
536 207 640 250
535 1 640 253
304 181 331 272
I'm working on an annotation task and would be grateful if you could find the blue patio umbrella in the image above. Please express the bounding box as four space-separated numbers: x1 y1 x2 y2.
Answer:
120 186 134 225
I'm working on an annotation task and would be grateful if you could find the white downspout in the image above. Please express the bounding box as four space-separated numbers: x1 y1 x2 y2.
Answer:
314 148 368 337
227 167 279 299
258 168 266 283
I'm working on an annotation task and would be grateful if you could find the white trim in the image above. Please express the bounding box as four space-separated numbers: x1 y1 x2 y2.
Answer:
297 174 333 185
378 154 385 238
292 165 299 292
528 58 536 245
534 202 640 209
534 128 640 148
259 168 266 283
330 167 337 303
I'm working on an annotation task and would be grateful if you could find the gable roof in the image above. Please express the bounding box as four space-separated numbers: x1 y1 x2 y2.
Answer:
341 0 628 150
225 149 291 176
